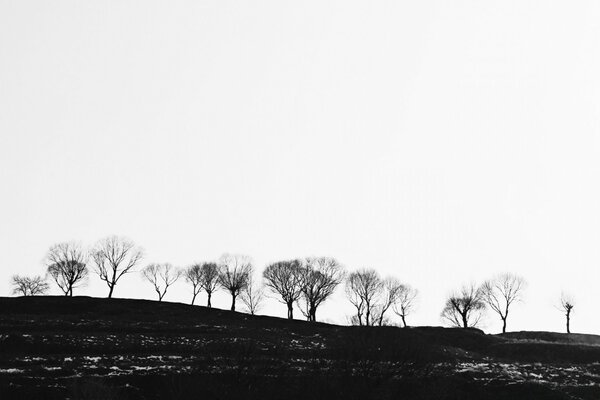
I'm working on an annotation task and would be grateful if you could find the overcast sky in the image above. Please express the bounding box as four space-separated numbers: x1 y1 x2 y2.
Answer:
1 1 600 333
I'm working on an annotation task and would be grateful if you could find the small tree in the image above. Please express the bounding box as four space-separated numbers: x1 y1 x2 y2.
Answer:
560 293 575 334
142 263 181 301
218 254 252 311
374 277 403 326
11 275 49 296
241 274 265 315
263 260 303 319
199 262 220 308
184 263 203 305
45 242 88 296
393 284 418 327
91 236 143 298
345 269 383 326
441 283 486 328
481 273 526 333
298 257 345 322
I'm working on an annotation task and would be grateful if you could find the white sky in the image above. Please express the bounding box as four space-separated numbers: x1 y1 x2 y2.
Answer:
1 1 600 334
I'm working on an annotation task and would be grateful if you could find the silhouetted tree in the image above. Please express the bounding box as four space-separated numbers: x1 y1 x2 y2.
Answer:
45 242 88 296
11 275 49 296
345 269 383 326
91 236 143 298
218 254 252 311
263 259 303 319
241 274 265 315
298 257 345 322
441 283 486 328
199 262 220 307
481 273 526 333
142 263 181 301
184 263 203 305
373 277 403 326
560 292 574 334
393 284 418 327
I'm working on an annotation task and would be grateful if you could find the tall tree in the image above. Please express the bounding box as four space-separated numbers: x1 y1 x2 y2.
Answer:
141 263 181 301
481 273 526 333
374 277 403 326
263 260 303 319
91 236 143 298
184 263 203 305
199 262 220 308
560 292 575 334
345 269 383 326
11 275 49 296
441 283 486 328
218 254 252 311
298 257 345 322
45 242 88 296
393 284 418 327
240 273 265 315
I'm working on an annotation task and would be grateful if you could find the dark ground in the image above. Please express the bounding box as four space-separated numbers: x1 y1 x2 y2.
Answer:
1 296 599 399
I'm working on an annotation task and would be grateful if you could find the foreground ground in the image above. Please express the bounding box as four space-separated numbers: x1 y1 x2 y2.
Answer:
1 297 600 399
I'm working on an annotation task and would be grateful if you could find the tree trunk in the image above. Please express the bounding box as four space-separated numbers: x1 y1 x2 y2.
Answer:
462 312 468 328
566 312 571 334
207 292 212 308
502 318 507 333
287 302 294 319
401 315 407 328
108 269 117 299
231 294 236 311
191 293 196 305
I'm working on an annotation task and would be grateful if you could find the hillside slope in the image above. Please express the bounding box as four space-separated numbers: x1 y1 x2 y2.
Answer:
1 296 599 399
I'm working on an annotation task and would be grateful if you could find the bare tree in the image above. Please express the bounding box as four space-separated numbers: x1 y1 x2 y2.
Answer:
559 292 575 334
373 277 403 326
91 236 144 298
199 262 220 307
218 254 252 311
45 242 88 296
298 257 345 322
142 263 181 301
481 273 526 333
241 273 265 315
393 284 418 327
441 283 486 328
11 275 49 296
263 259 303 319
184 263 204 305
345 269 383 326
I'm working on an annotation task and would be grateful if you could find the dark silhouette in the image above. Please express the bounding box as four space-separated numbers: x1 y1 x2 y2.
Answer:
141 263 181 301
441 283 486 328
218 253 252 311
263 260 303 319
393 284 418 327
481 273 526 333
184 263 204 305
11 275 49 296
240 273 265 315
297 257 344 322
374 277 403 326
45 242 88 296
345 268 383 326
198 262 220 307
91 236 144 298
560 293 575 334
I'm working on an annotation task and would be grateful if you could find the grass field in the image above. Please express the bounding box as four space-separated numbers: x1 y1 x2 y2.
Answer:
1 296 599 399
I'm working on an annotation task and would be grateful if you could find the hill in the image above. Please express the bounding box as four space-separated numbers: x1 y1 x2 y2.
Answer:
1 296 599 399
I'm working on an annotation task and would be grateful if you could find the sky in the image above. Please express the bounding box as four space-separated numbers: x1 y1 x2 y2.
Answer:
1 1 600 334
